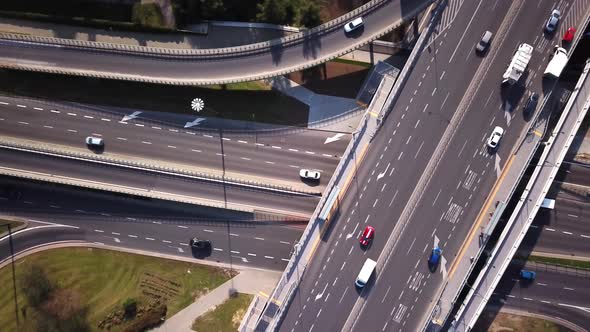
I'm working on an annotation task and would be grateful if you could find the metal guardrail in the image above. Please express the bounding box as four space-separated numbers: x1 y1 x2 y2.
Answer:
0 139 317 196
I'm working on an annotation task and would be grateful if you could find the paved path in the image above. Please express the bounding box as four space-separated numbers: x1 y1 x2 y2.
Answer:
153 269 282 332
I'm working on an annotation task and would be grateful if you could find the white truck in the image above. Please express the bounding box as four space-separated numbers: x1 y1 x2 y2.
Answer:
544 46 568 78
502 43 534 85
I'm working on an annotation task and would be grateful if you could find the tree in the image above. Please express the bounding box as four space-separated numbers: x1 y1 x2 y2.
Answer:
122 298 138 319
199 0 226 19
300 2 322 28
257 0 287 25
21 265 52 308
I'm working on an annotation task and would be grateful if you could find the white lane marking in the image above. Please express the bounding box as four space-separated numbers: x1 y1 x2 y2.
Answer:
0 101 8 105
141 141 152 145
237 140 248 144
339 287 349 304
248 253 257 257
563 231 573 235
281 258 290 262
43 125 53 129
128 235 138 238
100 213 111 217
305 151 315 155
168 145 177 149
74 209 85 213
568 214 579 218
84 115 93 119
152 126 162 130
101 118 111 121
67 112 77 116
177 225 188 229
135 124 145 127
241 157 251 161
255 143 264 146
280 241 290 245
203 229 214 233
18 121 29 125
94 229 104 233
117 137 127 141
323 154 332 157
537 283 547 286
541 300 551 304
545 228 556 232
581 235 590 239
255 237 265 241
271 145 281 149
146 237 155 241
230 233 239 237
214 248 223 252
67 129 77 133
17 104 27 108
564 287 575 291
126 217 136 221
191 149 202 153
265 161 275 164
524 297 533 301
204 134 213 138
51 110 60 113
264 255 274 259
449 0 484 63
289 148 299 152
169 129 179 133
33 107 43 110
112 232 120 235
113 238 121 243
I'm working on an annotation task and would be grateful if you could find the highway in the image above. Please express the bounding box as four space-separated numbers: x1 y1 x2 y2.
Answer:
0 148 320 218
479 262 590 331
0 176 304 270
278 0 590 331
0 1 431 85
522 162 590 257
0 95 345 190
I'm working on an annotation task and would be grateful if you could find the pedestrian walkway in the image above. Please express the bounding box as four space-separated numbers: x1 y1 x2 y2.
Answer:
266 76 363 132
154 268 281 332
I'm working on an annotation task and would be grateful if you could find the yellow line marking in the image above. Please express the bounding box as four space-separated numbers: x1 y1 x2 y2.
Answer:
258 291 269 298
307 237 321 260
533 130 542 137
447 155 515 279
338 143 370 201
369 111 379 117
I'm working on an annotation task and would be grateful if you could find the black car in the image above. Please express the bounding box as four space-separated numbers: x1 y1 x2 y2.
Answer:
524 93 539 114
190 238 211 249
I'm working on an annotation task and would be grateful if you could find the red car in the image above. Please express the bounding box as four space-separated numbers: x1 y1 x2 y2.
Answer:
563 27 576 43
359 226 375 246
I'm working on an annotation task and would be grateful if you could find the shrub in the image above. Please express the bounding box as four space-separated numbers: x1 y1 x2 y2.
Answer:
21 265 52 308
123 304 167 332
132 3 164 28
122 298 138 319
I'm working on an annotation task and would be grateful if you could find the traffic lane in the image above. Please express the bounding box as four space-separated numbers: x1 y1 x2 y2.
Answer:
0 96 350 158
82 220 297 270
0 148 319 217
522 221 590 258
0 0 430 82
0 224 86 262
532 199 590 234
556 162 590 186
0 106 342 186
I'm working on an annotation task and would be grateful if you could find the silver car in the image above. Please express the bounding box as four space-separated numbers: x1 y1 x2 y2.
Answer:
475 31 493 53
85 136 104 147
299 169 321 180
545 9 560 33
344 17 363 33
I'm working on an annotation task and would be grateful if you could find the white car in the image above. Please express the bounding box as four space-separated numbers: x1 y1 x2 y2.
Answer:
299 169 321 180
85 136 104 147
545 9 560 33
344 17 363 33
487 126 504 149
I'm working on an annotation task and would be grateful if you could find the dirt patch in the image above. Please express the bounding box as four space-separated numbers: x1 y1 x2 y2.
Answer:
41 288 83 320
287 61 369 98
318 0 369 21
474 311 573 332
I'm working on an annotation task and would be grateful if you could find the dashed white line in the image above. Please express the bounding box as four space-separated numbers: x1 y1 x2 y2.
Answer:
281 258 290 262
43 125 53 129
191 149 202 153
168 145 177 149
162 240 172 244
214 248 223 252
545 228 556 232
289 148 299 152
17 104 27 108
169 129 179 132
67 112 77 116
84 115 93 119
255 237 265 241
142 141 152 145
135 124 145 127
117 137 127 141
18 121 29 125
203 229 214 233
145 237 155 241
241 157 251 161
67 129 77 133
177 225 188 229
563 231 573 235
33 107 43 111
264 255 274 259
101 118 111 121
126 217 136 221
238 140 248 144
568 214 579 218
0 102 8 105
305 151 316 155
265 161 275 164
94 229 104 233
152 126 162 130
112 232 120 235
50 205 60 208
204 134 213 138
248 253 257 257
128 235 138 238
230 233 239 237
280 241 290 245
541 300 551 304
523 297 533 301
51 110 60 113
564 287 575 291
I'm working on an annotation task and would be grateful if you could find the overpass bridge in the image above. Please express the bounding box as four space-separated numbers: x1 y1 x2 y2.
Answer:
0 0 432 85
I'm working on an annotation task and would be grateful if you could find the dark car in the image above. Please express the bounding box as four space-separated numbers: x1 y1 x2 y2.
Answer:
190 238 211 249
428 247 442 267
524 92 539 114
520 270 536 281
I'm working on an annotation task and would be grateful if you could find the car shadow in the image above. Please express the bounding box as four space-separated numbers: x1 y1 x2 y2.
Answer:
87 145 105 154
190 243 212 259
300 178 320 187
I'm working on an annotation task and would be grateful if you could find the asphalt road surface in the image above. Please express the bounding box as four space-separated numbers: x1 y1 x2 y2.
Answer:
278 0 590 331
477 262 590 331
0 0 431 84
0 96 346 190
0 177 304 270
0 148 320 218
522 163 590 257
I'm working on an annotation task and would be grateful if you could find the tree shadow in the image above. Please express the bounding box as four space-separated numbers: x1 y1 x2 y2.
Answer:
302 29 322 60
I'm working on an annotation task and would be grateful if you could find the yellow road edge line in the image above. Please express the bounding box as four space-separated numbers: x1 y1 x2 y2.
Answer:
447 154 516 279
533 130 542 137
368 111 379 117
307 237 321 261
338 143 370 201
258 291 269 298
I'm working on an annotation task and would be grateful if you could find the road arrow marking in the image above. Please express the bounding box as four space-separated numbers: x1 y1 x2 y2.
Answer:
377 162 390 180
346 222 359 240
184 118 206 128
122 111 142 122
494 154 502 178
315 283 328 301
324 133 345 144
434 235 440 248
113 237 120 243
441 256 448 279
503 102 512 127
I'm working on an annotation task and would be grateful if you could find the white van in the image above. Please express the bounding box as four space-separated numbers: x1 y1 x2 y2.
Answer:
540 198 555 209
355 258 377 288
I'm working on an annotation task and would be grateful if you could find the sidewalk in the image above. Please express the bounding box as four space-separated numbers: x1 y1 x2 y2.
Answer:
154 269 281 332
265 76 363 132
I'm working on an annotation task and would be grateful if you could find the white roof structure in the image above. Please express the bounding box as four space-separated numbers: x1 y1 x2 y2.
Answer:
502 43 533 84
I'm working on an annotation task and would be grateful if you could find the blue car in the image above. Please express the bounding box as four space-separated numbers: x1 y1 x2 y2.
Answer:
520 270 536 281
428 247 442 266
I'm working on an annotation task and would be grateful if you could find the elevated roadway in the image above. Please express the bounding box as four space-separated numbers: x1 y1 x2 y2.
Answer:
0 0 432 85
275 0 590 331
0 96 345 191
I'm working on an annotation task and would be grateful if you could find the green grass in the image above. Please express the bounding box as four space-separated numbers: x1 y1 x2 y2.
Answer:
528 255 590 270
0 219 25 237
476 312 572 332
0 70 309 126
332 57 373 68
192 293 254 332
0 247 234 332
132 3 165 29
